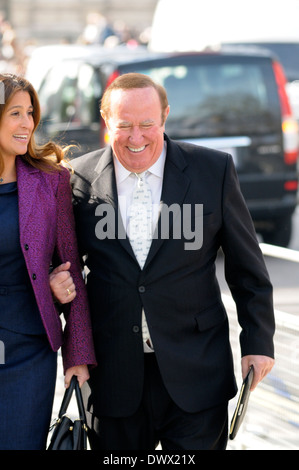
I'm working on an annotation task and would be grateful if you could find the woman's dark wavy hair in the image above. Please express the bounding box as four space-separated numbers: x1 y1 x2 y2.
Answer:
0 73 70 175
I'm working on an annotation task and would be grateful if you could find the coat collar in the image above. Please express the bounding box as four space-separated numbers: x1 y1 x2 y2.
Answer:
90 135 190 205
91 146 118 208
16 156 40 234
145 135 190 267
16 155 39 176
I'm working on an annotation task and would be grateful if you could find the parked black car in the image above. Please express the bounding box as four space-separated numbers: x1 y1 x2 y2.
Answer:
30 45 299 246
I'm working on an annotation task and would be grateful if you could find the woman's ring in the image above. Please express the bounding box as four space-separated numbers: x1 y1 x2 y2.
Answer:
66 288 71 296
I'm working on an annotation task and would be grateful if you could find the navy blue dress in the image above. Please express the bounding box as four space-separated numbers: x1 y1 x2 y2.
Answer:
0 182 57 450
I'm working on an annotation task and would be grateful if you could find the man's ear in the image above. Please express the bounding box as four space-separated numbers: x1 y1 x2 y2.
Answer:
163 105 170 126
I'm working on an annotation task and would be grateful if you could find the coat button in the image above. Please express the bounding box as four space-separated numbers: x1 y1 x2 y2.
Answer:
132 325 140 333
32 273 37 280
24 244 29 250
138 286 145 293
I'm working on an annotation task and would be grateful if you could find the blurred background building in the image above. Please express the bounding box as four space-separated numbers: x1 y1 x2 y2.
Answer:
0 0 158 44
0 0 158 73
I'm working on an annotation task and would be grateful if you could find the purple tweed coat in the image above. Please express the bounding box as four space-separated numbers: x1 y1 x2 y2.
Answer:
16 156 96 371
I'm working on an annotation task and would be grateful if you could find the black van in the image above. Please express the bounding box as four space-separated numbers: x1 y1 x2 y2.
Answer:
35 46 298 246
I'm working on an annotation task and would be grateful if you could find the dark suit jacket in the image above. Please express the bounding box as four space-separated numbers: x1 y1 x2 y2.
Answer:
71 135 275 417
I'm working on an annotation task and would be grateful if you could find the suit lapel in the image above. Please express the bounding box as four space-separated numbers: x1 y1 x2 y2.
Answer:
91 147 134 258
144 137 190 268
91 147 117 207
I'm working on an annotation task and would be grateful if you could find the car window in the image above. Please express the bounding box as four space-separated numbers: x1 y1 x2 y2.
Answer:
129 59 280 139
38 61 78 124
38 60 102 126
77 63 102 125
225 43 299 82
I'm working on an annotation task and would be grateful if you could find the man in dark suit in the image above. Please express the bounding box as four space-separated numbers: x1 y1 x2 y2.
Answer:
70 73 275 450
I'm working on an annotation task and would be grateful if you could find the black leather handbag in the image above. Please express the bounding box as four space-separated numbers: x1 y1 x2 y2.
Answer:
47 376 88 450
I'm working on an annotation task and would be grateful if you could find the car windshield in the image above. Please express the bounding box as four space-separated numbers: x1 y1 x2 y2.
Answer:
133 59 280 139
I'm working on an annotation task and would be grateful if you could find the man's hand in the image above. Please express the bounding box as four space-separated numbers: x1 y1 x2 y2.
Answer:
241 355 275 391
49 262 76 304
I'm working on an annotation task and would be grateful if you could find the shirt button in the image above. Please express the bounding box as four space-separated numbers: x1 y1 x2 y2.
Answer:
138 286 145 293
132 325 140 333
32 273 37 280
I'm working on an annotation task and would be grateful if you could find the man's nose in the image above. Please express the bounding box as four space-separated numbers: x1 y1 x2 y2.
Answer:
129 126 144 144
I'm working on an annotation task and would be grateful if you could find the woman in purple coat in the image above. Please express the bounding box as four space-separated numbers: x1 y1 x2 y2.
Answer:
0 74 96 450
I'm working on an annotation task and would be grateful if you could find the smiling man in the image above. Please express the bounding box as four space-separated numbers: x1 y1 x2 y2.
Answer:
68 73 275 450
101 82 169 173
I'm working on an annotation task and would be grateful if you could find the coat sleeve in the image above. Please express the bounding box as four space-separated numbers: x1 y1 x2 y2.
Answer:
54 166 97 372
221 155 275 359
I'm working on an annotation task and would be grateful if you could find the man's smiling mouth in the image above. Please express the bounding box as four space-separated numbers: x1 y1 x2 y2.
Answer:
128 146 146 153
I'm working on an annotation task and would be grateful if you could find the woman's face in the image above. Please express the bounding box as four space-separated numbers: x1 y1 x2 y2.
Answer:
0 90 34 161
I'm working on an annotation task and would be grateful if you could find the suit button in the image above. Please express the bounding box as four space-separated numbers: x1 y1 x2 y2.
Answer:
132 325 140 333
138 286 145 293
32 273 37 280
24 244 29 251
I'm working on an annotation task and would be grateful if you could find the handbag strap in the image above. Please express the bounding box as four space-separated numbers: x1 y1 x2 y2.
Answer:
58 376 87 424
74 378 87 424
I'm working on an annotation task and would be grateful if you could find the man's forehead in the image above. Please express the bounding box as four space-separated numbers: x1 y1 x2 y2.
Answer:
110 86 158 101
109 87 161 122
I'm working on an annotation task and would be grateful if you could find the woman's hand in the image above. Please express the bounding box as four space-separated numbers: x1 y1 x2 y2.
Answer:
64 364 90 388
49 261 76 304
